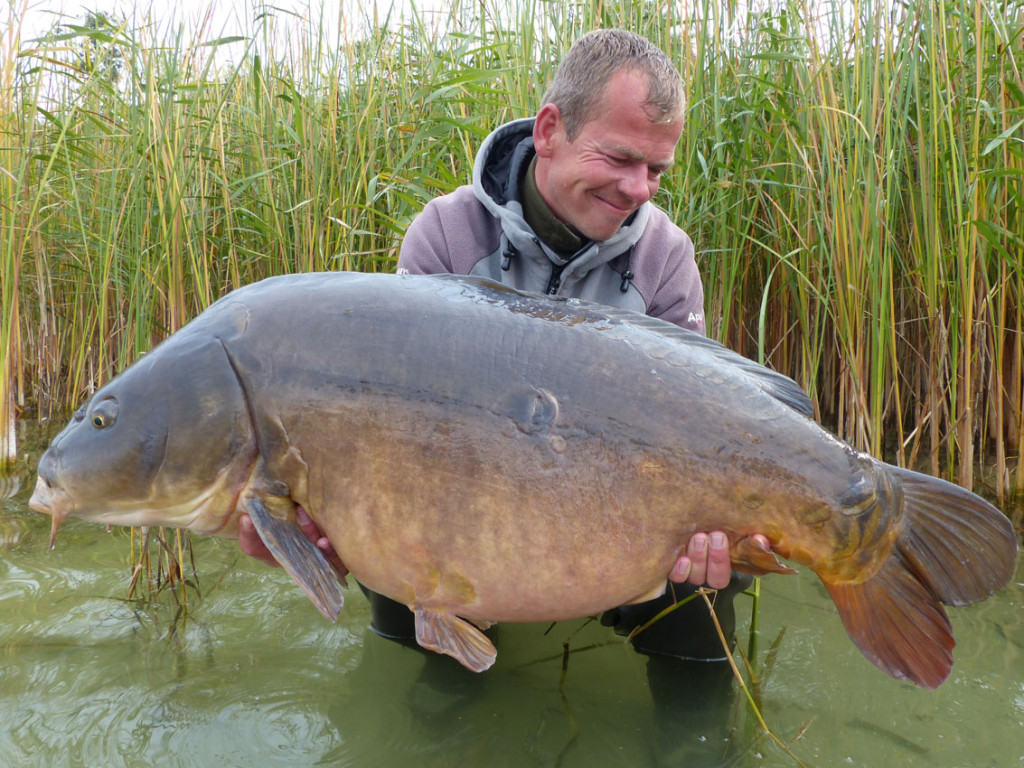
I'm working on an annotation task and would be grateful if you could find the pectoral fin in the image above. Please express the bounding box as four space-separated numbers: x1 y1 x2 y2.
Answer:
245 495 346 622
731 537 797 576
414 608 497 672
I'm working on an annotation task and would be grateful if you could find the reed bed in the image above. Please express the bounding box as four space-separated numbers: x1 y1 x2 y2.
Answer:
2 0 1022 506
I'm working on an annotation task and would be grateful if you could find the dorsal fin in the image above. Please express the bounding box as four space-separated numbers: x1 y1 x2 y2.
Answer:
423 273 815 418
593 306 815 417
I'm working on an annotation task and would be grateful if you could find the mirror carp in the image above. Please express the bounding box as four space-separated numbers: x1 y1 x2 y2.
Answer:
30 272 1018 687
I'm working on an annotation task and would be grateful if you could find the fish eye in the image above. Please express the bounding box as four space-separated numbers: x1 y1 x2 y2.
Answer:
90 399 119 430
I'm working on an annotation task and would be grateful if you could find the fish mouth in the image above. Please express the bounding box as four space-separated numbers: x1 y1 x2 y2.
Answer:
28 475 74 548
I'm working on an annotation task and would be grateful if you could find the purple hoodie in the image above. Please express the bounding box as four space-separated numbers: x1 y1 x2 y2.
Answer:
397 118 706 334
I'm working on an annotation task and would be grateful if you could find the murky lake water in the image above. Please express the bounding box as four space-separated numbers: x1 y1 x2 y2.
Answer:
2 421 1022 768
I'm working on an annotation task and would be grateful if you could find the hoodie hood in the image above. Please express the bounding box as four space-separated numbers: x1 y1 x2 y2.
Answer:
471 118 651 275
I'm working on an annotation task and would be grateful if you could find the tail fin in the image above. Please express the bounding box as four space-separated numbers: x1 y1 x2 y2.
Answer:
824 467 1017 689
825 555 954 688
890 466 1017 606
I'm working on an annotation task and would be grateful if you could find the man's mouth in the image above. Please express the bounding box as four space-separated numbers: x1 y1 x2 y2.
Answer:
594 192 636 217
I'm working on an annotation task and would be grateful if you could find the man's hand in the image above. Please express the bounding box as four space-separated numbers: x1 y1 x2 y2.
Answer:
668 531 769 589
238 506 348 577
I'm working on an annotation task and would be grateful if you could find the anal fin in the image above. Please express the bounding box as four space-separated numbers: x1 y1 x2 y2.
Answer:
246 495 346 622
414 608 497 672
731 537 797 576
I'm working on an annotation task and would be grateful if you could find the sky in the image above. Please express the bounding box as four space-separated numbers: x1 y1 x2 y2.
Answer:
12 0 424 59
18 0 269 38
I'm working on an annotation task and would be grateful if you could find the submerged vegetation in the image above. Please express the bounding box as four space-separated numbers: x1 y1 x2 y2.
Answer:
1 0 1022 504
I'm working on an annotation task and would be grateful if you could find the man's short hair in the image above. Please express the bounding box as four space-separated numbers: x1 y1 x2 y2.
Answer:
541 29 685 141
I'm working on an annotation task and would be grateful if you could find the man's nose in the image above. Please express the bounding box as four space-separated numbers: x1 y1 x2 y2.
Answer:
618 165 655 204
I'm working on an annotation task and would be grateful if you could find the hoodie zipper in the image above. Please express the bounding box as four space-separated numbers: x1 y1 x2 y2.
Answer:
545 263 566 295
546 241 593 295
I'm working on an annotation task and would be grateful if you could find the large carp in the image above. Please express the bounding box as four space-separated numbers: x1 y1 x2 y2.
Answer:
30 272 1017 687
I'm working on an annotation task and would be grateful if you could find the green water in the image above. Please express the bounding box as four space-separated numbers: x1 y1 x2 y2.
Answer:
1 422 1021 768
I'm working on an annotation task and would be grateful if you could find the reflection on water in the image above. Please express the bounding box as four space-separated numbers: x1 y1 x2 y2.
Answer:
1 421 1021 768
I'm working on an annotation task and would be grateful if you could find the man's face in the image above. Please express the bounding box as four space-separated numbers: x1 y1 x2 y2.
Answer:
533 70 684 242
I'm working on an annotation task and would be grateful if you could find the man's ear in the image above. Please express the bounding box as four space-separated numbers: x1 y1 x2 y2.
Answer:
532 103 564 158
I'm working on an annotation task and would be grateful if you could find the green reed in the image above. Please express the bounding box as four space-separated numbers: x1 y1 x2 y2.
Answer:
1 0 1022 503
673 0 1023 504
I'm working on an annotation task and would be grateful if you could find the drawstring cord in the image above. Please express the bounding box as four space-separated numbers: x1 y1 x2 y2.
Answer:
501 243 517 271
619 246 635 292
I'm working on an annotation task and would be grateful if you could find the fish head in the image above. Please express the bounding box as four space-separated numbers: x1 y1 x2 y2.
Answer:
30 334 257 543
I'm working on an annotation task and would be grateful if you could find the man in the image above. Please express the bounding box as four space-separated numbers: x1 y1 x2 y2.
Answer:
240 28 769 664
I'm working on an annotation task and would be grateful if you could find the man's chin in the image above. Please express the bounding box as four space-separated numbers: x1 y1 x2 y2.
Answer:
575 215 626 242
585 221 629 242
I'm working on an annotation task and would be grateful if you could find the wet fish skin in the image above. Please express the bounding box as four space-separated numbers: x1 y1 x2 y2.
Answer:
29 272 1018 686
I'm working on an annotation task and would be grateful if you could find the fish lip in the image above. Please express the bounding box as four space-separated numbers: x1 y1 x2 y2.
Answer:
28 475 74 548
